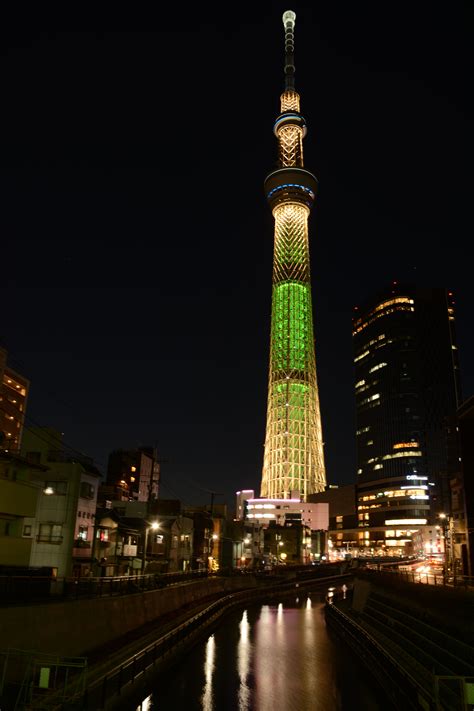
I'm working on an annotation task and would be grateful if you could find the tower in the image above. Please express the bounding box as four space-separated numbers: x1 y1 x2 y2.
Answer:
353 284 461 551
260 11 326 501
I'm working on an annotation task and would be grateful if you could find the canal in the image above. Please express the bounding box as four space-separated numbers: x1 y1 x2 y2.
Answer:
134 593 391 710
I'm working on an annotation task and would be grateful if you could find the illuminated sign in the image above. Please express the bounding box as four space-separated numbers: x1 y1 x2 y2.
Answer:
385 519 428 525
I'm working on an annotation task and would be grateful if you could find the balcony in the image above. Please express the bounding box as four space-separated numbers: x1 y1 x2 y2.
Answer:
73 539 91 548
73 540 92 558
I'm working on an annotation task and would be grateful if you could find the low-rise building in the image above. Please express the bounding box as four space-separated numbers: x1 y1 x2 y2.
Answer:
0 451 45 569
235 489 329 531
105 447 160 502
21 427 100 577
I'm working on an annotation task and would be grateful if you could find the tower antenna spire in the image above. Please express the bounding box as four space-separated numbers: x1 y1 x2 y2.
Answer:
282 10 296 91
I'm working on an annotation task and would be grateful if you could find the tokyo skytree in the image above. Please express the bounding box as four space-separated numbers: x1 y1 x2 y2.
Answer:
260 10 326 500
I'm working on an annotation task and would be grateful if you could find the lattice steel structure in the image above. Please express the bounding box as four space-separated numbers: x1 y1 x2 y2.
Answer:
260 10 326 501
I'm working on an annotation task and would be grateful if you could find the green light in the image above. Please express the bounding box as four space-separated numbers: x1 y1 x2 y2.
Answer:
271 281 313 371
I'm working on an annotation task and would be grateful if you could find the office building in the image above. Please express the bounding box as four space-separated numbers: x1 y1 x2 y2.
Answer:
454 396 474 575
236 489 328 531
353 284 461 551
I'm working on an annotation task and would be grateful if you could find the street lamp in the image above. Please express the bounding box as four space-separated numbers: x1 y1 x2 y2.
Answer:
142 520 160 574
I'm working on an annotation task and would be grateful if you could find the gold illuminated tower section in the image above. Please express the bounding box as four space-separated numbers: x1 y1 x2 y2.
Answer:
260 10 326 500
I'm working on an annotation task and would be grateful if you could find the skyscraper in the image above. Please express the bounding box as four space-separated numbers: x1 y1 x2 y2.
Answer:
260 11 326 501
0 346 29 452
353 284 461 551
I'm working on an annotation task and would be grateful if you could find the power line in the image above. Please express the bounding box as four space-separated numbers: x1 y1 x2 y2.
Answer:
0 344 79 414
0 395 100 461
0 404 106 472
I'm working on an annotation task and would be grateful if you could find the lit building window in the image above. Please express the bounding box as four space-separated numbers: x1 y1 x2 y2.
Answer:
77 526 88 541
369 362 387 373
359 393 380 407
382 450 422 460
353 299 414 334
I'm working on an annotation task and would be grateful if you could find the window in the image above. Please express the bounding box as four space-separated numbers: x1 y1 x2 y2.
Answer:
80 482 95 499
96 528 109 542
38 523 63 544
77 526 88 541
23 525 32 537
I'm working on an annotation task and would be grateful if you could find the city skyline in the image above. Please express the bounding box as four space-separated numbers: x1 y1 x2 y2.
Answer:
1 7 471 506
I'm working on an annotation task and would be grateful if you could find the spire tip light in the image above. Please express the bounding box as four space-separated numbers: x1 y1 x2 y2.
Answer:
282 10 297 91
282 10 296 29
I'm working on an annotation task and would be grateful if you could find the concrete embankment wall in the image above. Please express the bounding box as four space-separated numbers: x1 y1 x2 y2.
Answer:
0 576 256 657
354 572 474 644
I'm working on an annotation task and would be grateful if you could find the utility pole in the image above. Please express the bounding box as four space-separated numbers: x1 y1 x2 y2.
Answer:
201 488 223 572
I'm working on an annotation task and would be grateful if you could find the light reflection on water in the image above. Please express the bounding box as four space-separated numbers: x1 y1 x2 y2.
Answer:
201 634 216 710
140 595 387 711
237 610 251 710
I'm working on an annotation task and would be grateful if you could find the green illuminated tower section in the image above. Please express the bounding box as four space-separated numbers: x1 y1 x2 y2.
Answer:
260 10 326 500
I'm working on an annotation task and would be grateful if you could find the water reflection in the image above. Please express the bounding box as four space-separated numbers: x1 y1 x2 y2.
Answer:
136 694 152 711
237 610 252 710
201 634 215 710
142 597 388 711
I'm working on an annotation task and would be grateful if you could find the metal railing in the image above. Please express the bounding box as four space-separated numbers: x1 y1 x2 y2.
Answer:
325 601 437 709
0 569 215 605
360 566 474 589
0 564 350 605
326 593 474 710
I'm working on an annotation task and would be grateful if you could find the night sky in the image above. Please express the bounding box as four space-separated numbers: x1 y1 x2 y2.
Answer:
1 5 471 509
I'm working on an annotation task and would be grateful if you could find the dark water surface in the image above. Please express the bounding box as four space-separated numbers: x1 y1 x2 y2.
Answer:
136 595 389 711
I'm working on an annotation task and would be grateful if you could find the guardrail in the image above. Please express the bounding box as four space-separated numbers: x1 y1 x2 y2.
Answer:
359 567 474 590
326 592 474 709
0 563 349 605
0 569 217 605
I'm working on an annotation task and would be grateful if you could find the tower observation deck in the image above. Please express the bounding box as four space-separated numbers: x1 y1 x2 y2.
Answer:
260 10 326 501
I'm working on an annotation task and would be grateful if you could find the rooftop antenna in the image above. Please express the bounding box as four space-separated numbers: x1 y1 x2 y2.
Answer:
282 10 296 91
